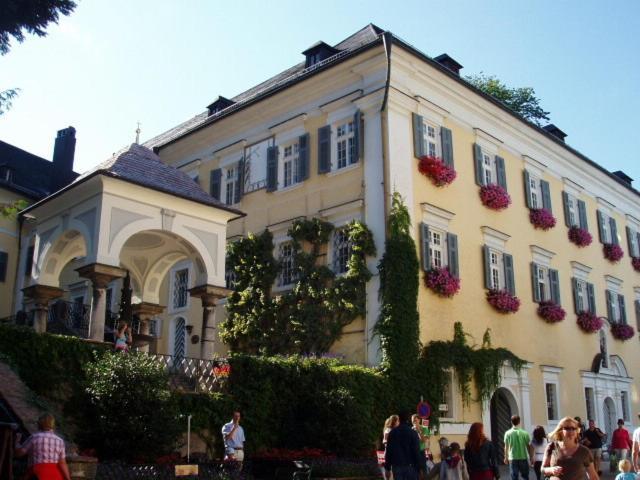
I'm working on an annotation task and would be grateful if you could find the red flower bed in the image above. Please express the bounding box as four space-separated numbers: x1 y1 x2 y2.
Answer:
537 301 566 323
610 323 635 341
529 208 556 230
632 257 640 272
576 311 603 333
568 226 592 247
254 447 333 461
479 184 511 210
418 155 457 187
603 243 624 263
424 267 460 297
486 289 520 313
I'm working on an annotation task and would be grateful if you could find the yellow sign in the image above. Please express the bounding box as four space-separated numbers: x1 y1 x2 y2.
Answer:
175 464 199 476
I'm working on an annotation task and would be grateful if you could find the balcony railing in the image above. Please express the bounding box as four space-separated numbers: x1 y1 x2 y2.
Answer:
149 354 230 393
48 300 91 338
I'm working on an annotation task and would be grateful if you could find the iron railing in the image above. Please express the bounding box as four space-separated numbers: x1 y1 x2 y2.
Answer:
48 300 91 338
150 354 230 393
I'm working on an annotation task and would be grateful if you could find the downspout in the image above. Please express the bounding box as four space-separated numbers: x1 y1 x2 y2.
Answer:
11 214 25 316
380 31 393 237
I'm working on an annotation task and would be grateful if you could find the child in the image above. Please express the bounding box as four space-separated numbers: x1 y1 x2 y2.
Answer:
440 442 469 480
615 460 637 480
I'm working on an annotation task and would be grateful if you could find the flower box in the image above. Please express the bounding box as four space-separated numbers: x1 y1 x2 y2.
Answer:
486 289 520 313
610 323 635 341
424 267 460 297
603 243 624 263
568 226 592 247
576 311 603 333
537 301 566 323
529 208 556 230
418 155 457 187
631 257 640 272
479 184 511 211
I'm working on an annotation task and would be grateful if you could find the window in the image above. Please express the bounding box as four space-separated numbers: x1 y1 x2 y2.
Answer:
599 329 609 368
575 279 588 312
597 210 618 245
566 195 578 227
332 228 352 274
545 383 559 421
224 166 239 205
25 245 34 276
429 229 445 269
536 265 548 300
277 242 297 287
529 176 542 209
489 250 502 290
336 120 356 169
0 166 14 182
627 226 640 258
584 387 595 421
282 143 300 187
482 152 494 185
423 122 440 158
606 290 626 324
173 268 189 309
149 318 162 337
531 261 560 304
601 215 611 243
420 211 458 277
439 370 454 419
0 251 7 282
621 391 630 422
225 257 237 290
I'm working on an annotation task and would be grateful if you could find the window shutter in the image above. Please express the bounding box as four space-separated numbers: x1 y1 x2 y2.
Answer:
596 210 605 243
635 300 640 331
495 156 507 191
483 245 492 289
266 146 278 192
541 180 552 213
474 144 484 186
618 294 627 324
353 110 363 163
562 192 571 227
637 232 640 257
420 223 430 271
503 253 515 295
572 277 580 314
626 226 635 257
578 200 588 231
549 269 560 305
234 158 245 204
609 217 619 245
531 262 541 303
587 282 596 314
0 251 7 282
440 127 454 167
317 125 331 174
523 170 532 209
413 113 425 158
606 289 614 322
298 133 310 181
446 233 459 277
209 168 222 200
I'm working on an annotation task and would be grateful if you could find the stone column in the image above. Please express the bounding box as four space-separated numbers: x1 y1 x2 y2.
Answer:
76 263 126 342
132 302 164 353
21 285 64 333
189 284 231 360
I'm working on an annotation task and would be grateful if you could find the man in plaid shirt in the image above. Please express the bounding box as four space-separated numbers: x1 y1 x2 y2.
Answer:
15 413 71 480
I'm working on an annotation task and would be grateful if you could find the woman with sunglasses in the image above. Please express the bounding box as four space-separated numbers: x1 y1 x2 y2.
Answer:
541 417 599 480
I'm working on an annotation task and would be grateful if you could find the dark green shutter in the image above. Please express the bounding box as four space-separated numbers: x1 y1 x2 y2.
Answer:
610 217 618 245
446 233 459 277
597 210 605 243
618 294 627 324
626 226 635 257
266 146 278 192
318 125 331 174
420 223 430 271
495 156 507 191
531 262 541 302
587 282 596 314
524 170 532 209
562 192 571 227
606 289 614 322
209 168 222 200
298 133 310 181
483 245 492 289
578 200 588 231
503 253 515 295
474 144 484 186
637 232 640 257
440 127 454 167
353 110 362 164
0 251 7 282
572 278 580 314
413 113 425 158
635 300 640 330
541 180 552 213
234 158 245 204
549 269 560 305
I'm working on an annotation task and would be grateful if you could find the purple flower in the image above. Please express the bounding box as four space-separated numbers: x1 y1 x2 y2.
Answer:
603 243 624 263
479 184 511 211
418 155 457 187
631 257 640 272
537 301 566 323
486 289 520 313
610 323 635 341
568 226 592 247
424 267 461 297
529 208 556 230
576 311 603 333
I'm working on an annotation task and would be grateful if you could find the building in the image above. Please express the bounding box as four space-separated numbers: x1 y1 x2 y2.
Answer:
144 24 639 449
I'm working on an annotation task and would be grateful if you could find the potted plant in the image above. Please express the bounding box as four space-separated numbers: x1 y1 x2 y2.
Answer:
603 243 624 263
568 226 592 247
631 257 640 272
610 323 635 341
486 289 520 313
418 155 457 187
479 184 511 210
537 301 566 323
424 267 460 297
529 208 556 230
576 311 603 333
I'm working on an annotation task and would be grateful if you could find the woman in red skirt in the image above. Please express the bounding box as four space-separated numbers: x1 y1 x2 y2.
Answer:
15 413 71 480
464 423 500 480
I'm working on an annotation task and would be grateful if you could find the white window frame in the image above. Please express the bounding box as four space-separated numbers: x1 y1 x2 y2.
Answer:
334 118 356 170
620 391 630 422
576 279 588 312
423 120 441 158
281 141 301 188
629 228 640 257
223 164 240 206
330 226 352 275
601 211 612 243
541 366 562 427
276 241 297 288
489 249 504 290
429 228 446 269
168 261 192 313
584 387 595 421
545 383 559 421
529 174 543 209
421 203 455 271
566 193 579 227
482 151 494 186
537 265 550 301
439 369 456 420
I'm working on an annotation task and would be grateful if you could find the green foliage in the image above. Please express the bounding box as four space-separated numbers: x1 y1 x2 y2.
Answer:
82 352 182 461
0 88 20 116
1 199 29 218
466 73 550 126
222 219 375 355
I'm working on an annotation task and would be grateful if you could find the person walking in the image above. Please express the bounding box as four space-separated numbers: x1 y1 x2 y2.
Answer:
381 415 400 480
530 426 548 480
464 422 499 480
385 411 424 480
614 459 637 480
503 415 532 480
439 443 468 480
541 416 598 480
612 419 633 461
222 410 246 466
632 413 640 473
582 419 605 475
413 414 431 472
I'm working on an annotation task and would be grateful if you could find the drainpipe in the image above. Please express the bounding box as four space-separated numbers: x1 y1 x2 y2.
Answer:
380 31 393 236
11 215 25 316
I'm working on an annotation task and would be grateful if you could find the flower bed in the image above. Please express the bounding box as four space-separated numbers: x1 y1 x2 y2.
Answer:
479 184 511 210
576 311 603 333
418 155 457 187
486 289 520 313
529 208 556 230
610 323 635 341
537 301 566 323
568 226 592 247
424 267 460 297
603 243 624 263
632 257 640 272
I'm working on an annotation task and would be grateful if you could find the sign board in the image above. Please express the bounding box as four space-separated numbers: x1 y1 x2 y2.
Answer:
416 401 431 419
175 464 199 476
438 403 449 412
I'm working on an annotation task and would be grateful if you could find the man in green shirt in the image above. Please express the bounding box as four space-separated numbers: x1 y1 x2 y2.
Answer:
503 415 533 480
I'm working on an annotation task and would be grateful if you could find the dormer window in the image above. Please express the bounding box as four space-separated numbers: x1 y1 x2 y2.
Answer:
0 165 14 183
206 96 236 116
302 41 340 68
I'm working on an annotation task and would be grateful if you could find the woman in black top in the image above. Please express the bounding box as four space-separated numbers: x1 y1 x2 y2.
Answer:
464 422 499 480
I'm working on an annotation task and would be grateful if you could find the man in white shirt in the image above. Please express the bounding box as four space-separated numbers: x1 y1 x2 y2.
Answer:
632 413 640 473
222 410 246 465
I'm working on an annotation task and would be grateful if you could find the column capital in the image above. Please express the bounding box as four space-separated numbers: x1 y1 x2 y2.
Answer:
189 284 231 307
22 284 64 308
131 302 165 318
76 263 126 288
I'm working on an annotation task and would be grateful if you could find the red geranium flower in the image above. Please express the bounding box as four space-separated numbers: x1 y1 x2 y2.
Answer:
529 208 556 230
424 267 460 297
486 289 520 313
610 323 635 341
417 155 457 187
576 311 603 333
479 184 511 210
568 226 592 247
537 301 566 323
631 257 640 272
603 243 624 263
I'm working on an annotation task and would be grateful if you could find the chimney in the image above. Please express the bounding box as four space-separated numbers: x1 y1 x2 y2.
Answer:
434 54 463 76
542 124 567 142
51 126 76 192
612 170 633 187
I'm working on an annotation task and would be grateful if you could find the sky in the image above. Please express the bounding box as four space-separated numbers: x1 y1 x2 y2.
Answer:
1 0 639 185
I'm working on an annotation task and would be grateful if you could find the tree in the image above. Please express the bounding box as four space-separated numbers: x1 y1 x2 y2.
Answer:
0 88 19 116
1 0 77 55
0 199 29 218
466 73 550 126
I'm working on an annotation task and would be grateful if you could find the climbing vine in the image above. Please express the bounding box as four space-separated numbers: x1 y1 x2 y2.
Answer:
221 218 375 355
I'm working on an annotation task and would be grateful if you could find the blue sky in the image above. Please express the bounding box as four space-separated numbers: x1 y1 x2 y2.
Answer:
1 0 639 186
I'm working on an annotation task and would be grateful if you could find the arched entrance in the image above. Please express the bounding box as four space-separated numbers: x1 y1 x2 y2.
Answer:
490 387 518 464
603 397 617 440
